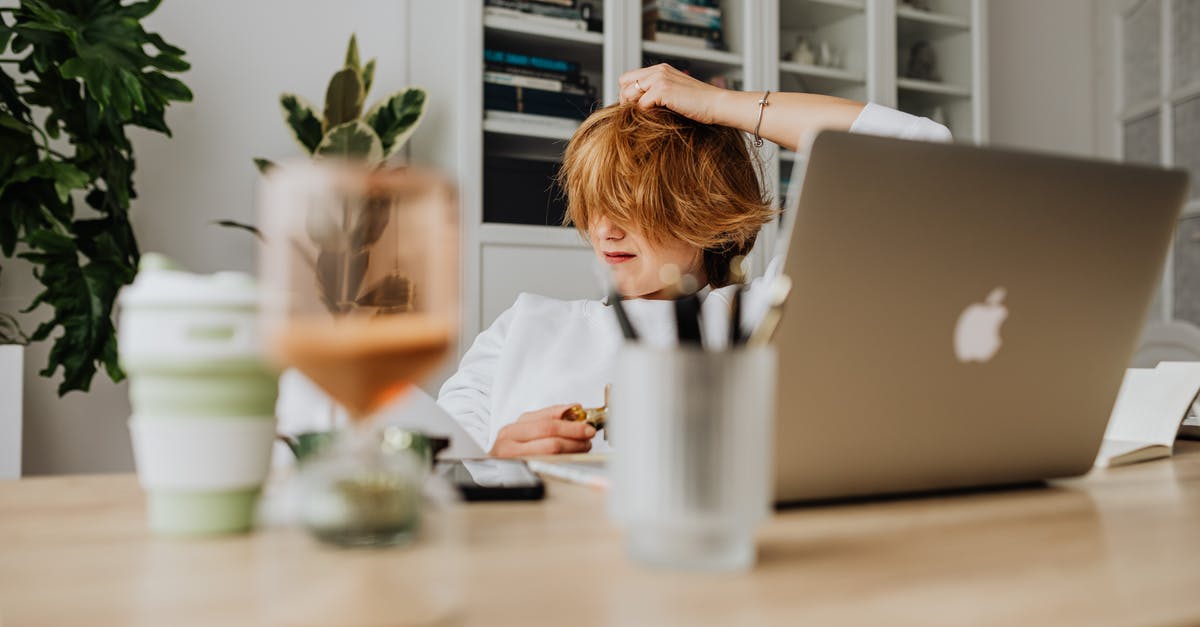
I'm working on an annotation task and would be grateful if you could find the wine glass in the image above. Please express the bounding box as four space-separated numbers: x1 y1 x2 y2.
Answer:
258 161 459 547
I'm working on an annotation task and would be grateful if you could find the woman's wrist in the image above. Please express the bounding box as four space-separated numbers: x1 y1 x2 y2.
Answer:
710 90 759 133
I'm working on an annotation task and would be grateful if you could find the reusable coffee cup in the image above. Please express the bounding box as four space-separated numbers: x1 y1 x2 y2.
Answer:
608 344 777 571
119 254 278 536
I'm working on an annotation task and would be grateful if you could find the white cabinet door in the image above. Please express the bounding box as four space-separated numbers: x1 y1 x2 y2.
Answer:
479 245 599 329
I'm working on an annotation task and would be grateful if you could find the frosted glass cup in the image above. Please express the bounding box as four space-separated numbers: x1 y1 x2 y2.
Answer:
608 345 777 571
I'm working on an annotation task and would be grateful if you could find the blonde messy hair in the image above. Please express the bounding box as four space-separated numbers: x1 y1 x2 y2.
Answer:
558 104 775 287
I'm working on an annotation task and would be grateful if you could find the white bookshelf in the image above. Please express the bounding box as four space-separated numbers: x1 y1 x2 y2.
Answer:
409 1 988 355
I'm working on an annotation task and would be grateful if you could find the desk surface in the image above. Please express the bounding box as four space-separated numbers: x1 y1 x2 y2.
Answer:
3 444 1200 626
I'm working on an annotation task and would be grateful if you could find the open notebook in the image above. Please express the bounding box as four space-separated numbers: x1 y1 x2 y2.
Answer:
1096 362 1200 468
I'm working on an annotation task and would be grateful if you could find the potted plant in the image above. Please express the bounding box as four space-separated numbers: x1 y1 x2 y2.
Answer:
0 0 193 396
222 35 428 316
0 312 26 478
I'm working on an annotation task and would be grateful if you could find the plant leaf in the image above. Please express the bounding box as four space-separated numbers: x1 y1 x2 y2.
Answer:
252 157 276 174
316 248 369 313
344 34 360 72
279 93 322 154
365 88 426 158
1 0 189 393
315 120 383 163
0 312 30 346
322 67 362 132
213 219 263 241
361 58 376 98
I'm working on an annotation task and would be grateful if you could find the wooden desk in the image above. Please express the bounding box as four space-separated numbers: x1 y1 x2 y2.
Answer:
3 443 1200 626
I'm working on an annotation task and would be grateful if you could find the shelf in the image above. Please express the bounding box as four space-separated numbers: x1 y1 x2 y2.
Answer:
642 40 744 68
897 77 970 98
1120 99 1161 122
779 0 865 29
484 14 603 46
896 6 970 30
479 223 590 248
484 14 604 71
1172 80 1200 104
806 0 866 10
484 115 579 142
779 61 864 85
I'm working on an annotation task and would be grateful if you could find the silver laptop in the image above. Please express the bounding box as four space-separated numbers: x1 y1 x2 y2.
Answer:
773 131 1190 504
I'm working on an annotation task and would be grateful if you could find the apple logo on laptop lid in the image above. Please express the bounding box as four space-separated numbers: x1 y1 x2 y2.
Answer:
954 287 1008 363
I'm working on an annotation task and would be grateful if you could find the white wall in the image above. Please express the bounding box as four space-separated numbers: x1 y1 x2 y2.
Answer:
2 1 411 475
987 0 1099 157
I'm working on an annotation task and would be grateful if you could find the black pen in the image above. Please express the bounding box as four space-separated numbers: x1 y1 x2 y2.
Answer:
610 290 639 341
729 285 743 346
675 291 703 346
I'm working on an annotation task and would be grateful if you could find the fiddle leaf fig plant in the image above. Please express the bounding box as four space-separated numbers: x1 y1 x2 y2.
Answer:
254 34 427 173
0 0 192 394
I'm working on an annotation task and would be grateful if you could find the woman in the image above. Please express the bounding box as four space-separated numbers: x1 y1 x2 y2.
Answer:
436 65 952 457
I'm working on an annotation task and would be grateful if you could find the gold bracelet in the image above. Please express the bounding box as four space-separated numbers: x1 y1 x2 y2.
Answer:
752 90 770 148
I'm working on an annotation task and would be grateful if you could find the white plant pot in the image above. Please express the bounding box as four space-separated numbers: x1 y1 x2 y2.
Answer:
0 345 23 479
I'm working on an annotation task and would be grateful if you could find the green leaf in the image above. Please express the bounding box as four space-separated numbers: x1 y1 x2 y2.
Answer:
0 19 14 55
322 67 362 132
279 93 322 154
344 34 360 72
361 58 376 97
0 0 190 394
315 120 383 163
252 157 276 174
213 219 263 240
122 0 164 21
365 88 426 158
18 225 134 394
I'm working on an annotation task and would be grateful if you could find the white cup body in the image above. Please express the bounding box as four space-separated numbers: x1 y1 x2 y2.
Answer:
608 345 777 571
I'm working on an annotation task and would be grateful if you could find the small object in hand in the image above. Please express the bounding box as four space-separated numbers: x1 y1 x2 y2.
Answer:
562 384 610 431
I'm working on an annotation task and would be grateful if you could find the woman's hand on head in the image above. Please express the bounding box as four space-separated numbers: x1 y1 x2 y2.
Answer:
619 63 727 125
489 404 596 458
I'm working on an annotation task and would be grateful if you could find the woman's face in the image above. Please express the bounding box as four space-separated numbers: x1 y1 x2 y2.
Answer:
589 214 703 299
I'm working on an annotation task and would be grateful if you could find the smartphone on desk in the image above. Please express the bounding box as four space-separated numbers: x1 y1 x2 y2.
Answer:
436 459 545 501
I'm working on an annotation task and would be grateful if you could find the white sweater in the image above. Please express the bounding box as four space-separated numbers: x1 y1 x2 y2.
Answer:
436 104 952 452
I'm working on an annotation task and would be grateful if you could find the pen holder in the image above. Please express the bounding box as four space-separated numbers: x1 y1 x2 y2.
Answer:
608 344 777 571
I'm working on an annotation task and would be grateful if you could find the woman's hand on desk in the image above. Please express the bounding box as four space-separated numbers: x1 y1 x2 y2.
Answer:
490 405 597 458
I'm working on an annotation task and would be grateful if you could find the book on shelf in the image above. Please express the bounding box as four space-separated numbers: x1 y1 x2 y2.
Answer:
485 81 594 107
486 0 602 31
484 97 590 120
484 70 595 97
486 61 586 84
484 109 581 131
485 5 586 31
643 19 725 50
647 30 725 51
485 48 581 80
643 0 722 29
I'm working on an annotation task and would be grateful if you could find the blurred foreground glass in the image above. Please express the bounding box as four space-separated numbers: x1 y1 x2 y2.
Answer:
609 345 777 571
258 162 459 547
